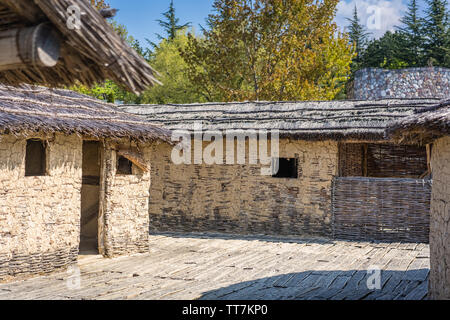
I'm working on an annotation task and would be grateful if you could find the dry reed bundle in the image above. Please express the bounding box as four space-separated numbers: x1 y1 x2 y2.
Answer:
0 84 172 142
0 0 160 94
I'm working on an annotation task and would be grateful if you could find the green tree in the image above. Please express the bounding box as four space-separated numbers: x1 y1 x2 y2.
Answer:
347 5 370 73
141 30 207 104
397 0 426 66
71 22 147 103
360 31 410 69
90 0 109 10
423 0 450 66
181 0 353 102
155 1 191 41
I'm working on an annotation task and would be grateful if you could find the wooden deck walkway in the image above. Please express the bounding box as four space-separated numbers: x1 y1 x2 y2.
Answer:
0 233 430 300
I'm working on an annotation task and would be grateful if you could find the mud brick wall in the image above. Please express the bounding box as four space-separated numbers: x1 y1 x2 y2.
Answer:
101 142 152 257
429 136 450 300
351 67 450 99
149 139 338 237
0 134 82 281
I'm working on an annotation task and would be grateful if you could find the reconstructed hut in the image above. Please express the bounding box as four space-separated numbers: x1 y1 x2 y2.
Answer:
121 99 438 243
0 85 171 281
388 99 450 300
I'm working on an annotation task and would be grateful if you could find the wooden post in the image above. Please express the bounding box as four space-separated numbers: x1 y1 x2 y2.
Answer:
363 144 368 177
0 23 60 71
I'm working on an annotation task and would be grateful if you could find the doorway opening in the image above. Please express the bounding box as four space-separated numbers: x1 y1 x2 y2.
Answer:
80 141 102 255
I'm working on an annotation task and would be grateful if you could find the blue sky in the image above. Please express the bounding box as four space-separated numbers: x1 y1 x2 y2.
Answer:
108 0 448 47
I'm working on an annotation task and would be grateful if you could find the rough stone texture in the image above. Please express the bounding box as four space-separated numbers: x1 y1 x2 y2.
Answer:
101 142 152 257
0 134 155 280
351 67 450 100
429 136 450 300
0 134 82 281
149 139 338 237
0 234 431 300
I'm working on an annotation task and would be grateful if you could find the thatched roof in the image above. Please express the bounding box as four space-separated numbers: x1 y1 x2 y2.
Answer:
119 99 442 141
0 85 171 142
387 99 450 144
0 0 160 94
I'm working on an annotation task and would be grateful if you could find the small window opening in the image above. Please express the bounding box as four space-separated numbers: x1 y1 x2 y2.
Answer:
272 158 298 179
117 156 133 175
25 139 46 176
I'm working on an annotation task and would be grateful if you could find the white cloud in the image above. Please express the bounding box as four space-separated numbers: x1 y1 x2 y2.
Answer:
335 0 407 39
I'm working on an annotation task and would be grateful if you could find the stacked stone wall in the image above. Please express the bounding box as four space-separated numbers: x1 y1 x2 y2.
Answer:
149 139 339 237
0 134 82 280
101 142 152 257
351 67 450 99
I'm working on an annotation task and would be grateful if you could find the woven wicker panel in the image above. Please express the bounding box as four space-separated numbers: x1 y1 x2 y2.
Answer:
367 144 427 178
339 143 427 178
339 143 364 176
332 177 431 243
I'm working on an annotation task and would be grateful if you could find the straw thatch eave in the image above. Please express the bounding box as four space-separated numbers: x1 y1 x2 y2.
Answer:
0 0 160 94
387 99 450 144
120 99 442 142
0 85 172 143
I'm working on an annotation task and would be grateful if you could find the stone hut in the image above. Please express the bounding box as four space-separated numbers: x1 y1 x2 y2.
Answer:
0 85 171 281
121 99 439 243
388 99 450 300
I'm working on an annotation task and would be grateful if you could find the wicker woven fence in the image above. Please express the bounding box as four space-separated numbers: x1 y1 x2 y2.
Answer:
332 177 432 243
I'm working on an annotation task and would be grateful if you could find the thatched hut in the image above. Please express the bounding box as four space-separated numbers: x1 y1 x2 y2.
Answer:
388 99 450 300
120 99 438 243
0 85 171 281
0 0 159 93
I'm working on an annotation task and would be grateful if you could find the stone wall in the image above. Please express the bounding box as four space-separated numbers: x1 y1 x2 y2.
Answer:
351 67 450 100
0 134 82 281
149 139 338 237
429 136 450 300
100 142 152 257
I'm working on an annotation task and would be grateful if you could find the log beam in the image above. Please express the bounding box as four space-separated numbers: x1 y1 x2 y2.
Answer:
0 23 60 71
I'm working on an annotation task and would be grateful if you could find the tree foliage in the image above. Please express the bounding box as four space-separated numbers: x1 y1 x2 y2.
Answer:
355 0 449 70
141 30 207 104
181 0 353 102
423 0 450 66
90 0 109 10
397 0 425 66
155 0 191 41
347 6 370 72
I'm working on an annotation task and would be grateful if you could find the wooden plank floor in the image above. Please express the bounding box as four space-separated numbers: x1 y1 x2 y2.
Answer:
0 233 430 300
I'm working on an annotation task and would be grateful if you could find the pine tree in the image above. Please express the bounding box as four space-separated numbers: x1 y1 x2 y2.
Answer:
397 0 425 66
423 0 450 66
347 6 370 72
156 1 191 41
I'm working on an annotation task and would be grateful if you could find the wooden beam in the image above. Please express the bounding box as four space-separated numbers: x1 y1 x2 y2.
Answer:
0 23 60 71
117 150 149 173
363 144 368 177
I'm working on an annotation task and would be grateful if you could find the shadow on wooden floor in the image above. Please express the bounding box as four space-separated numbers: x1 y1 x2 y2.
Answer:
198 269 429 300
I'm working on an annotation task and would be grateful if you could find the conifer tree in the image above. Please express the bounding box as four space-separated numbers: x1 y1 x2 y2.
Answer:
346 6 370 72
156 1 191 41
397 0 425 66
423 0 450 66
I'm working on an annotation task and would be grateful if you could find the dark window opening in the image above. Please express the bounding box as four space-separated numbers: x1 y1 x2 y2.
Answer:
25 139 46 176
272 158 298 179
117 156 133 175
